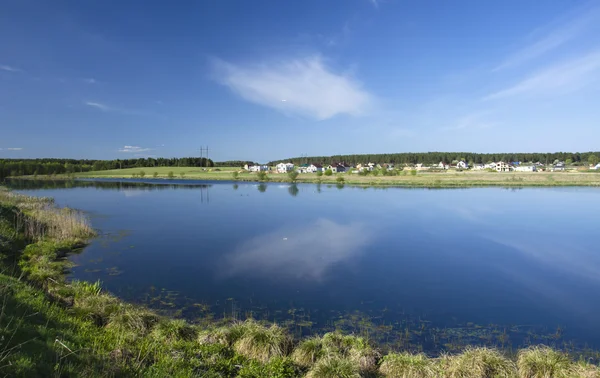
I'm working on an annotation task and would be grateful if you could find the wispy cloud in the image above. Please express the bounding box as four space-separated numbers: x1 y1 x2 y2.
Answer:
210 55 374 120
0 147 23 151
118 145 152 153
485 50 600 100
441 111 501 131
0 64 22 72
85 101 111 111
84 101 148 116
369 0 379 9
83 78 97 84
493 5 600 71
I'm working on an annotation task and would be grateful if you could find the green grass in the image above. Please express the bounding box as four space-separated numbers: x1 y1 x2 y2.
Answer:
1 187 600 377
42 167 598 187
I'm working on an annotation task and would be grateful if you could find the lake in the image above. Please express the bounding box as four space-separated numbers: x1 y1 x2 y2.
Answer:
7 179 600 353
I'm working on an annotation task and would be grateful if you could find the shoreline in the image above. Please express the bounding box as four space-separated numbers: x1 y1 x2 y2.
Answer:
8 169 600 188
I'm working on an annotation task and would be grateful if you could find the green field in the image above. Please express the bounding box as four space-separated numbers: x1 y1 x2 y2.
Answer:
68 167 600 187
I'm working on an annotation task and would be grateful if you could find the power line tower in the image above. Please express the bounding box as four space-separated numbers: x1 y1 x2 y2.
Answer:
199 146 209 167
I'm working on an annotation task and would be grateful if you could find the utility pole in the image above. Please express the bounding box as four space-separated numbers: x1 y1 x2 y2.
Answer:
199 146 209 167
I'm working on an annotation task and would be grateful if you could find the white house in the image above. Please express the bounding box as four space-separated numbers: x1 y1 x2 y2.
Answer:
249 165 268 172
515 165 536 172
495 161 513 172
456 161 469 169
306 164 323 173
552 162 566 172
595 163 600 170
276 162 294 173
438 162 449 170
484 162 497 169
473 164 485 170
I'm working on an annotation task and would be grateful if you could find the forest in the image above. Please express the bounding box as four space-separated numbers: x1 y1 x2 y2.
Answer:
268 151 600 166
0 157 214 179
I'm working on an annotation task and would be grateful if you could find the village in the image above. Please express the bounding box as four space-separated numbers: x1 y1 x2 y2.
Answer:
243 160 600 174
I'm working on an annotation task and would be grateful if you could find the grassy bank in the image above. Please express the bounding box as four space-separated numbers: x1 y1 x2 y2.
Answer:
1 188 599 377
26 167 600 187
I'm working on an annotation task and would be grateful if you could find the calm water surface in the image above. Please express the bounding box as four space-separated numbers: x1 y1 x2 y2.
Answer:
8 179 600 352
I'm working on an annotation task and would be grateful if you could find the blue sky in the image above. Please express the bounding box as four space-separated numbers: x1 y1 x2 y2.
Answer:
1 0 600 162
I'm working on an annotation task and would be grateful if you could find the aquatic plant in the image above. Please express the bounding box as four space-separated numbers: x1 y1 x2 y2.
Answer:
379 352 439 378
306 356 361 378
441 347 517 378
517 346 574 378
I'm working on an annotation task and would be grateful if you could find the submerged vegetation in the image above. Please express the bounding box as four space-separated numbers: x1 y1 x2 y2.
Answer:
1 187 599 376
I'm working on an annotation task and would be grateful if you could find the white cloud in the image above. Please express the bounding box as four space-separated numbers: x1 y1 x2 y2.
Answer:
118 145 152 153
85 101 111 111
484 50 600 100
493 5 600 71
0 147 23 151
0 64 21 72
211 56 373 120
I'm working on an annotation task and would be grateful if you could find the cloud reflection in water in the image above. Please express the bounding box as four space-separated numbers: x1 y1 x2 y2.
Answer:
222 219 371 281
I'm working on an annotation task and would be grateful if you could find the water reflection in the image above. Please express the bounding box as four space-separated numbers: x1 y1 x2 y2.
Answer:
222 219 371 281
288 184 299 197
257 183 267 192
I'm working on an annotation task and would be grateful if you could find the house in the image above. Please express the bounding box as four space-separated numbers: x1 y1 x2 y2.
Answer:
456 161 469 169
335 164 347 173
276 162 294 173
473 164 485 170
552 162 566 172
515 165 536 172
383 163 395 171
595 163 600 170
249 165 268 172
438 162 449 170
306 164 323 173
243 164 253 171
495 161 513 172
356 163 373 172
484 162 497 169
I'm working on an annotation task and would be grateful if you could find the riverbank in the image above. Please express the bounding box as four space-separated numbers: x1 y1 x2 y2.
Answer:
1 187 599 377
17 166 600 187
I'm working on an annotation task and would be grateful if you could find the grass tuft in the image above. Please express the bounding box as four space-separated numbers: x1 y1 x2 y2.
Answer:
379 352 439 378
306 356 361 378
442 346 517 378
517 346 574 378
233 321 291 363
291 336 325 367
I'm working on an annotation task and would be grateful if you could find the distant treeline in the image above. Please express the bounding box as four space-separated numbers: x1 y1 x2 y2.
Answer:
214 160 255 167
0 157 214 179
268 152 600 166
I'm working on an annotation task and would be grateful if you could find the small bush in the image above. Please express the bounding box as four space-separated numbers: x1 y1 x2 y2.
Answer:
167 171 175 179
179 172 185 179
410 170 417 176
316 171 323 177
153 172 158 178
324 169 333 176
288 171 299 182
336 176 345 183
257 171 268 181
151 319 197 343
139 170 145 178
232 171 239 180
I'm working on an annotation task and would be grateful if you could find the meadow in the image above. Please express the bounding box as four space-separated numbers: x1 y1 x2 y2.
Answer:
67 167 600 187
2 187 600 377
